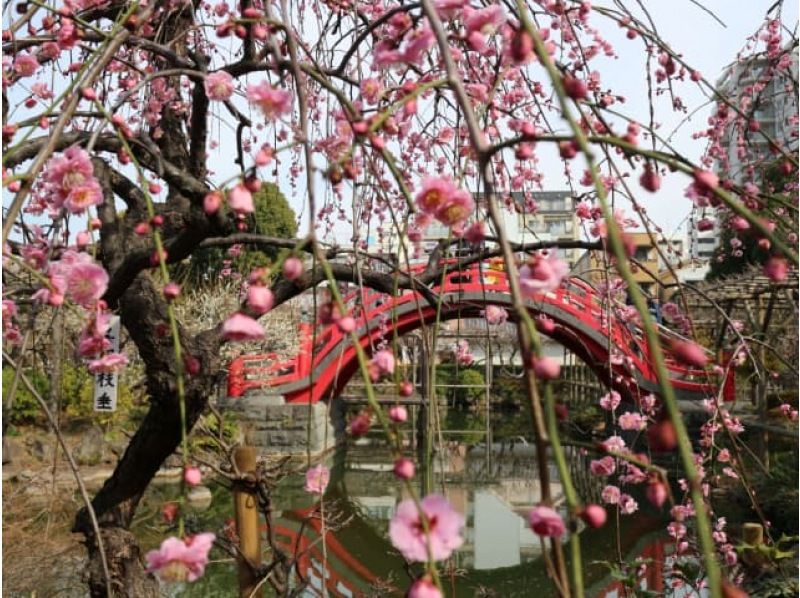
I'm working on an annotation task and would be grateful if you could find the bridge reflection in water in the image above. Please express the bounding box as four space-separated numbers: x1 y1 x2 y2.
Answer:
265 442 674 597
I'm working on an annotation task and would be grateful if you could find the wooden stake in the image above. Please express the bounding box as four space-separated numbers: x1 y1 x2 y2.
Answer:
234 446 262 598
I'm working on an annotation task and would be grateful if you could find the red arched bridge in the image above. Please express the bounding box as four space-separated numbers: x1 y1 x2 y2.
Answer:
227 260 734 404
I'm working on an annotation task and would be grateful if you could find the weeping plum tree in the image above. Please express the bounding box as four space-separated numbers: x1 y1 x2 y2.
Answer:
1 0 797 596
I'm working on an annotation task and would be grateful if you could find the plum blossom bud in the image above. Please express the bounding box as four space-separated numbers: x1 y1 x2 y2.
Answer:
184 466 202 486
389 405 408 423
393 457 415 480
76 231 90 249
247 286 274 315
509 29 534 64
531 356 560 380
536 316 556 334
283 257 303 281
337 316 356 333
409 576 442 598
580 504 607 529
204 191 222 215
562 75 588 100
163 282 181 301
639 166 661 192
645 475 668 508
228 184 254 214
670 339 709 368
693 169 719 193
528 505 565 537
348 411 371 437
763 256 788 282
647 419 678 452
399 381 414 397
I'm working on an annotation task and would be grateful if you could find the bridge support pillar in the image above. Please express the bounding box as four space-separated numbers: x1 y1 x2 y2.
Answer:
218 393 341 457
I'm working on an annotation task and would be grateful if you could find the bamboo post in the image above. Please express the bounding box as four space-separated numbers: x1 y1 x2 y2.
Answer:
234 446 262 598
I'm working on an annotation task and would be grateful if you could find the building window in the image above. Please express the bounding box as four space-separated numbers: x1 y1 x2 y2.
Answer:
634 247 650 262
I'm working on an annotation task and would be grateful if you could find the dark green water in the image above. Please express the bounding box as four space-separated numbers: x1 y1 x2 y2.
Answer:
135 438 672 597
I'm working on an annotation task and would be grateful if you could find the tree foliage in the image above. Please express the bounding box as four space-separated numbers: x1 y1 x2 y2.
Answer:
708 158 799 280
176 182 297 284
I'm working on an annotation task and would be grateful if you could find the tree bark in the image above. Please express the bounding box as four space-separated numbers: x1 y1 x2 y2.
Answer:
85 528 160 598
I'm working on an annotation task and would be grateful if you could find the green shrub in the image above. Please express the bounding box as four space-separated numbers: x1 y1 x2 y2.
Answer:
2 366 49 424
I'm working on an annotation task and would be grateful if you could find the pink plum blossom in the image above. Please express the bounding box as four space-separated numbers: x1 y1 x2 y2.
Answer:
415 177 457 215
204 71 234 101
368 349 395 381
463 5 505 53
66 260 109 306
601 435 626 453
589 456 615 477
221 313 265 342
646 477 668 508
78 330 108 361
519 252 569 297
434 0 468 19
601 485 621 504
435 189 474 229
163 282 181 301
527 505 565 537
247 286 274 315
304 464 330 494
88 352 128 374
13 53 39 77
599 390 621 411
618 494 638 514
400 26 435 65
618 412 647 431
246 82 292 120
145 533 216 583
228 184 254 214
390 493 464 562
764 256 788 282
464 221 486 244
360 78 383 105
483 305 508 325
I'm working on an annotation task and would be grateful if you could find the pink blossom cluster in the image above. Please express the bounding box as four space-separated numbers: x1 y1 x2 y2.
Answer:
518 251 569 297
2 299 21 345
36 146 103 215
247 81 292 120
483 305 508 326
368 349 395 382
32 250 108 308
414 176 475 232
453 339 474 366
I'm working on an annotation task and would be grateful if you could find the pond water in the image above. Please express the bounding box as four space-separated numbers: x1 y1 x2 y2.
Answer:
137 431 677 597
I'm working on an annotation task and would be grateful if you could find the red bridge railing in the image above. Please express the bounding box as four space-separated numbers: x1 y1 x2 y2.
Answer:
227 262 733 404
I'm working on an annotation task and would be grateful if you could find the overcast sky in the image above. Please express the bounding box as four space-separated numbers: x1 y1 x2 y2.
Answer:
580 0 799 240
5 1 796 247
